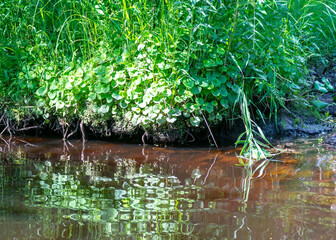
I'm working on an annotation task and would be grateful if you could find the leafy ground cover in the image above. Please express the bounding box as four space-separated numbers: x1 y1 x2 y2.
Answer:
1 0 336 159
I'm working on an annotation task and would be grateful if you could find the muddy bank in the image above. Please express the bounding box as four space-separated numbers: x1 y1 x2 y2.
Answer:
0 112 332 147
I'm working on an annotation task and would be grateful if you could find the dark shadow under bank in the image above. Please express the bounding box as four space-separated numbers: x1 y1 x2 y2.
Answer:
0 109 332 148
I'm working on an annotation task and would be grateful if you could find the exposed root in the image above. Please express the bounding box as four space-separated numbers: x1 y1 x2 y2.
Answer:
67 120 80 139
80 120 86 142
0 126 9 136
61 120 69 140
142 131 148 146
81 141 86 161
60 119 83 140
185 130 195 143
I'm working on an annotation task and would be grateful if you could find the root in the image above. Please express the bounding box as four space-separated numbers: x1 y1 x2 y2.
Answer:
185 130 195 143
0 126 8 136
142 131 148 146
61 121 69 140
80 120 86 142
66 120 80 139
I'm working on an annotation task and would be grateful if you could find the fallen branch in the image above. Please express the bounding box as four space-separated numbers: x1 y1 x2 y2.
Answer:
201 111 218 148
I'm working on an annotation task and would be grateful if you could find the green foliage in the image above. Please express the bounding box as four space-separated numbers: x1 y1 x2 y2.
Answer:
235 90 275 164
1 0 336 150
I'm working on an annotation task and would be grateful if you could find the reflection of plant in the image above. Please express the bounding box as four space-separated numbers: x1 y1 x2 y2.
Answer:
5 156 201 238
239 160 269 202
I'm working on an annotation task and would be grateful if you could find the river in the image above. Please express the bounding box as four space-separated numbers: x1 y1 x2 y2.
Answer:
0 136 335 239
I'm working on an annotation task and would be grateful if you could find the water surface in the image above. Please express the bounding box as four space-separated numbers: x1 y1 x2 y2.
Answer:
0 137 335 239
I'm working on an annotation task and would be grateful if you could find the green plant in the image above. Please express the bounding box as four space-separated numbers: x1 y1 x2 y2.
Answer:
1 0 336 158
235 89 274 164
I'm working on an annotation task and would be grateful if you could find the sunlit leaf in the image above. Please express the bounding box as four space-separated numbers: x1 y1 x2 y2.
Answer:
36 86 48 96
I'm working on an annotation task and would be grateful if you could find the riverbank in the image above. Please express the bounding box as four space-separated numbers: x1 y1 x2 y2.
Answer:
1 1 336 151
1 60 335 148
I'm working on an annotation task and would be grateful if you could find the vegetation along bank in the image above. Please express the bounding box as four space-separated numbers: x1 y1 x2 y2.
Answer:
1 0 336 159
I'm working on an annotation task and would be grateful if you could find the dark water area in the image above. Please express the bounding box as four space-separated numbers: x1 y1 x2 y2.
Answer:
0 137 335 239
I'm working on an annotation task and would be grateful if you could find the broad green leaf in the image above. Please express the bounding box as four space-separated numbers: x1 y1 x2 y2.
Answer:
50 81 58 90
219 75 227 83
312 99 328 109
199 81 209 88
204 102 214 113
101 85 110 93
174 96 184 103
228 93 237 103
112 92 123 100
120 99 128 109
88 92 96 101
65 82 72 90
56 101 64 109
227 70 238 78
157 114 165 124
212 88 221 97
220 85 228 96
167 117 177 123
92 105 99 113
169 108 182 117
216 47 225 55
196 98 204 106
314 81 328 93
138 102 147 108
322 78 334 92
204 59 216 68
94 65 106 76
190 116 201 127
48 91 57 100
227 82 240 93
36 86 48 96
99 105 110 114
183 78 195 89
220 98 229 108
36 99 45 107
153 95 163 103
27 81 36 89
191 86 201 95
213 79 221 87
27 71 36 80
106 96 113 103
117 78 126 85
45 73 53 80
163 89 172 97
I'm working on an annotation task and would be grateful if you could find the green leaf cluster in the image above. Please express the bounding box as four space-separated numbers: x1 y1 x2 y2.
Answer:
0 0 335 142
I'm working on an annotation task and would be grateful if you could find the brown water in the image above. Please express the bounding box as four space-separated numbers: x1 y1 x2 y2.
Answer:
0 136 335 239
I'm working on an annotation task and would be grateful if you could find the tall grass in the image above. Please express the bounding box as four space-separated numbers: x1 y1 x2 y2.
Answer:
0 0 336 155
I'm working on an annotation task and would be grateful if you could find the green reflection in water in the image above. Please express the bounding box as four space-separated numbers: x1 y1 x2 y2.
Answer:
0 138 336 239
0 154 207 239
